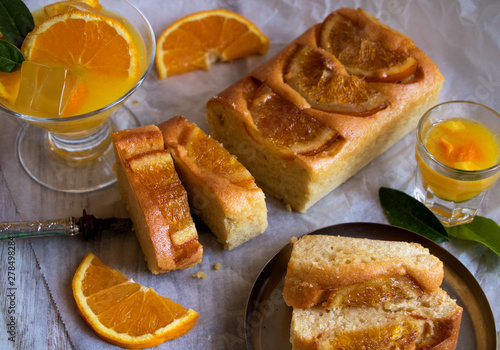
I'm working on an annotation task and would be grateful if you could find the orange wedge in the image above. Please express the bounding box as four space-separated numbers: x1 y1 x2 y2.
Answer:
18 9 139 116
72 253 199 349
320 11 418 82
155 9 269 79
22 10 139 79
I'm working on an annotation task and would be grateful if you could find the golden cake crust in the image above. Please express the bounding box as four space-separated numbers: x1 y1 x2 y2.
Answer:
207 7 444 212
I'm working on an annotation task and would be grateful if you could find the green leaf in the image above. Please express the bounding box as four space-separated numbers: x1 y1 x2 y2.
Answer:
446 216 500 256
0 40 24 72
379 187 449 243
0 0 34 48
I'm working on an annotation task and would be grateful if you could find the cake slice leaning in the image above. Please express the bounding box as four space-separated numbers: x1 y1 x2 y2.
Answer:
112 125 203 274
159 116 268 250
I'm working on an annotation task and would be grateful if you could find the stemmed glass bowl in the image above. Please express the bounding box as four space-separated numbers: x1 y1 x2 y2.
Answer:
0 0 155 192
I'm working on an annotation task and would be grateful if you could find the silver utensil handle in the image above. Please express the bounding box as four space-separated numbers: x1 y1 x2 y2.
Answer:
0 218 78 240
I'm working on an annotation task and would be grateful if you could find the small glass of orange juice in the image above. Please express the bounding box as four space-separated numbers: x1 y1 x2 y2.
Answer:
414 101 500 226
0 0 155 192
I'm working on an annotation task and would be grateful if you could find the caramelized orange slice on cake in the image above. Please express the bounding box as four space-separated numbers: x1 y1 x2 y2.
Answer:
320 10 417 82
285 45 388 116
112 126 202 274
181 122 256 187
248 83 340 156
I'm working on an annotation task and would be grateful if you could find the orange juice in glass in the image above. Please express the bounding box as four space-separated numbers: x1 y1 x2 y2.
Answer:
0 0 155 192
414 101 500 226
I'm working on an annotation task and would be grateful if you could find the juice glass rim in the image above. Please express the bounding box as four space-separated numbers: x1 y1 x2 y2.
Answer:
417 100 500 177
0 0 156 124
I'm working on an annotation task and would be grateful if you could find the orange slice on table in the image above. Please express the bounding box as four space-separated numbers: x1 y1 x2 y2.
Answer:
155 9 269 79
72 253 199 349
22 10 139 78
320 11 418 82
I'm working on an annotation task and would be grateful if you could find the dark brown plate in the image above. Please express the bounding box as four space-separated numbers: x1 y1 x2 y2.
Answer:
245 222 497 350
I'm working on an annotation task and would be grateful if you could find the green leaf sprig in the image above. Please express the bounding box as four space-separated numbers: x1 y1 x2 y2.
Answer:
379 187 500 256
0 0 34 72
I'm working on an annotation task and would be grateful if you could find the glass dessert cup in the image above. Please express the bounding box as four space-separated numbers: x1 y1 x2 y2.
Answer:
414 101 500 227
0 0 155 193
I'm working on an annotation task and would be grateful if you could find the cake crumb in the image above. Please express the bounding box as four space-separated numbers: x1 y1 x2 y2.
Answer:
213 263 221 270
192 272 206 279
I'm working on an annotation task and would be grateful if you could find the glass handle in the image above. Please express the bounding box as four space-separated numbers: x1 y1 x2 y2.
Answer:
0 218 79 240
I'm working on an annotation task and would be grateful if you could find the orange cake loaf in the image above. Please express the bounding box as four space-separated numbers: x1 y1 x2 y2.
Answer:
112 125 203 274
159 116 268 250
206 8 444 212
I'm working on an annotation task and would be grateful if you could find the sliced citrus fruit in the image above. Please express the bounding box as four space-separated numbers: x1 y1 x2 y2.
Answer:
248 83 340 156
320 11 417 82
22 10 139 79
285 45 388 116
72 253 199 349
44 0 103 17
155 9 269 79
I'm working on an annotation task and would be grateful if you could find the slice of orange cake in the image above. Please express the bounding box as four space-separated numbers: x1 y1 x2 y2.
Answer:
112 125 202 274
159 116 267 250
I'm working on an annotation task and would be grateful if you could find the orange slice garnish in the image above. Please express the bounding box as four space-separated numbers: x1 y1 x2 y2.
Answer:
320 11 417 82
285 45 388 116
22 10 139 79
72 253 199 349
155 9 269 79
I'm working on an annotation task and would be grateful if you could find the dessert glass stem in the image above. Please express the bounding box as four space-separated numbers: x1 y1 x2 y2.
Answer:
47 120 112 161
